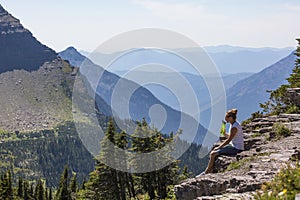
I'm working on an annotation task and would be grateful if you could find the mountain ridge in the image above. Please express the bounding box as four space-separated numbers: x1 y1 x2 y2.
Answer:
227 51 296 121
80 46 293 74
0 4 57 73
0 4 98 186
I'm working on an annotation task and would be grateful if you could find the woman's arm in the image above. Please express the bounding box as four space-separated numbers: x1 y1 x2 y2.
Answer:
215 127 237 150
224 132 230 138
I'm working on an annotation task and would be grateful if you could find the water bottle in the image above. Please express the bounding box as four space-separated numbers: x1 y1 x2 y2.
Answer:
220 120 226 137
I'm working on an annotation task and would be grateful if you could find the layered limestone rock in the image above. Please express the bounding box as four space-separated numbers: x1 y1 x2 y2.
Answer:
175 114 300 200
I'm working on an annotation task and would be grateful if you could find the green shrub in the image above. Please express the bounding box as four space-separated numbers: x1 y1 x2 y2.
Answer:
272 123 291 138
255 163 300 199
286 105 299 114
0 128 9 135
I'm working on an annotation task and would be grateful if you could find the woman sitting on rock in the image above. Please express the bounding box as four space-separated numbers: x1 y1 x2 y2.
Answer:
197 109 244 177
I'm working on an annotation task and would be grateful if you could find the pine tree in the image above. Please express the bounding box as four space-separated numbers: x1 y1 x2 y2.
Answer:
78 118 183 199
49 188 53 200
0 170 13 200
115 130 135 200
35 179 45 200
131 119 157 199
130 120 181 199
55 166 71 200
288 38 300 87
23 181 30 200
45 188 49 200
82 119 121 200
155 131 181 199
30 183 35 199
69 173 77 193
17 177 23 197
181 165 191 180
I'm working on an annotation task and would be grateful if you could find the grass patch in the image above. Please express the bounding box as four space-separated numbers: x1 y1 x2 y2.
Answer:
256 152 272 157
251 132 262 138
226 157 254 171
272 123 291 138
226 152 273 172
62 60 73 73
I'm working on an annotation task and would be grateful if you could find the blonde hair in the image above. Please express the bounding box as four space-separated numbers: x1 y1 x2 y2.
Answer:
226 108 238 120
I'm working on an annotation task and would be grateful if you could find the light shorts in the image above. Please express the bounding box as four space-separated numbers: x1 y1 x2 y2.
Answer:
215 145 243 156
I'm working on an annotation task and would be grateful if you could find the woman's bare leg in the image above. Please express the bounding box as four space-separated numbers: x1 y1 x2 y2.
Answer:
205 151 218 173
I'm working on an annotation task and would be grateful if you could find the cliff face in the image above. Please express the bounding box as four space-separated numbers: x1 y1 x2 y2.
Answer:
0 4 57 73
175 114 300 200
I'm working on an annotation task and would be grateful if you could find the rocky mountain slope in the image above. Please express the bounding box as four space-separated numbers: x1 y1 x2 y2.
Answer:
0 4 84 132
227 51 296 121
0 5 102 186
0 58 75 132
175 114 300 199
0 4 56 73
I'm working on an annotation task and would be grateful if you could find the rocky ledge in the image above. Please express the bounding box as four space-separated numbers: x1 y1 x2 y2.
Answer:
175 114 300 200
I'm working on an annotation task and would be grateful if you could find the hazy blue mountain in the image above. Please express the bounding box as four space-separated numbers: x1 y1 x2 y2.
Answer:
79 46 294 124
222 72 254 89
79 48 255 129
0 4 57 73
59 47 212 145
203 45 293 53
207 48 293 73
80 45 293 74
59 46 86 67
227 51 296 121
112 70 252 121
114 70 253 90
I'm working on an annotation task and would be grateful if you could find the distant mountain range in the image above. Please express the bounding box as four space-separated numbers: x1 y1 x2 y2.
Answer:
59 47 211 145
203 45 293 53
103 70 252 128
80 45 293 74
205 46 293 73
80 45 295 122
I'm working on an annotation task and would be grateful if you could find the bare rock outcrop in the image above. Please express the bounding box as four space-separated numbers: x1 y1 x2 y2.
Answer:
175 114 300 200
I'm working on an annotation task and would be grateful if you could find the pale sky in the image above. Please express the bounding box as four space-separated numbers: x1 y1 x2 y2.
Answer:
1 0 300 52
